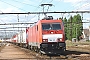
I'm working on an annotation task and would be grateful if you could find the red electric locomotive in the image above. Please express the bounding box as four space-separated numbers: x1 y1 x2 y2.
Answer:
27 16 66 54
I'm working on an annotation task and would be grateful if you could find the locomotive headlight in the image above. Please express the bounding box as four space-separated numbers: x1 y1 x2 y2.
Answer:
43 39 46 42
57 38 62 42
60 39 62 41
42 39 48 42
43 39 47 42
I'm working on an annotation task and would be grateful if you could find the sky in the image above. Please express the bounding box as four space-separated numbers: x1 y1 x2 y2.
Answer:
0 0 90 38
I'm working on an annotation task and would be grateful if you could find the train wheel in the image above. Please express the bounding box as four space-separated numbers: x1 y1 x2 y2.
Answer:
34 47 37 52
36 47 39 53
33 47 35 51
29 46 31 50
31 46 33 51
27 45 29 49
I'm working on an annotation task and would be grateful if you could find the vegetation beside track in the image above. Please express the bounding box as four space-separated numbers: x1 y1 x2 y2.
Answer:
66 40 90 47
66 40 90 53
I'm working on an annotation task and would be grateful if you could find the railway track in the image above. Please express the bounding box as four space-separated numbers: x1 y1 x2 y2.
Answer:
9 43 90 60
14 44 68 60
0 43 90 60
16 45 87 60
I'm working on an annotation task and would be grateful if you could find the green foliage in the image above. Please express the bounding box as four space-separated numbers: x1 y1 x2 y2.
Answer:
63 17 67 40
63 14 83 41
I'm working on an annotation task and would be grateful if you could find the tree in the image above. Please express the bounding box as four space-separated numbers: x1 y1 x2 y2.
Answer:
63 17 67 40
67 16 73 40
63 14 83 41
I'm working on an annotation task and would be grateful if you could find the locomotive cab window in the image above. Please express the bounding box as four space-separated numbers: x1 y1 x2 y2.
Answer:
42 23 61 30
37 25 38 31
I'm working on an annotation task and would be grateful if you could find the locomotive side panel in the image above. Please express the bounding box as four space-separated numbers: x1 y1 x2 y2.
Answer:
28 27 32 45
32 26 37 46
36 22 43 48
27 21 42 48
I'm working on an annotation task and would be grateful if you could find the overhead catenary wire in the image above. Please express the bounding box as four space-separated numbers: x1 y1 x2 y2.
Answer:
13 0 38 8
1 11 90 14
0 30 23 31
0 19 6 23
0 0 88 38
26 0 46 22
0 9 21 24
0 27 29 29
0 0 27 12
32 0 44 11
0 11 23 37
0 21 88 25
75 0 90 10
0 0 42 25
0 0 52 37
0 0 54 39
0 10 6 23
26 0 54 22
19 0 45 23
0 1 30 25
0 0 36 25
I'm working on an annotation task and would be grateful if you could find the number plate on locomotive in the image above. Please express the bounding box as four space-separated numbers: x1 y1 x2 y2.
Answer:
48 38 56 42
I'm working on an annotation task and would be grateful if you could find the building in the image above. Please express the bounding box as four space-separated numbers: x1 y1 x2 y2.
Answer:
82 29 89 41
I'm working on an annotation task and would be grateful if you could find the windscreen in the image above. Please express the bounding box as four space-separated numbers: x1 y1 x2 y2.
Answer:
42 23 61 30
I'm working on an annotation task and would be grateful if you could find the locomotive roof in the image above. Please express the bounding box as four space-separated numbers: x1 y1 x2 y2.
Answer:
37 19 63 24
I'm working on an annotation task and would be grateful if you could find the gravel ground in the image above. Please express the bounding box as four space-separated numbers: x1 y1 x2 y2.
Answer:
0 42 90 60
65 41 90 60
0 43 36 60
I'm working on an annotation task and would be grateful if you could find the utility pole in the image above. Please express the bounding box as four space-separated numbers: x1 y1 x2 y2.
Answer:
76 28 77 41
5 29 6 42
17 14 19 32
70 16 72 41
